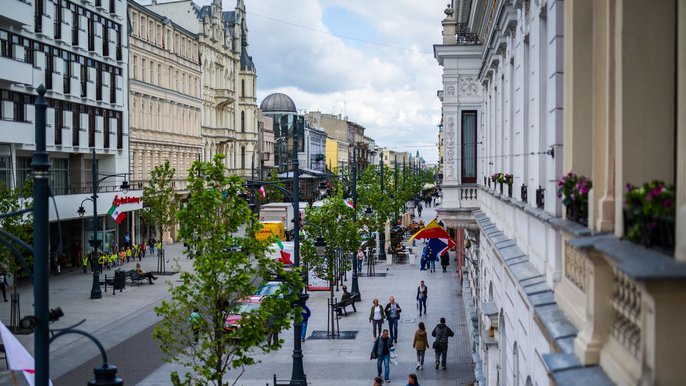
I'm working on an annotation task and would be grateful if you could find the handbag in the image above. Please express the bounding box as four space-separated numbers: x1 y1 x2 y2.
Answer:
390 347 398 365
432 340 439 350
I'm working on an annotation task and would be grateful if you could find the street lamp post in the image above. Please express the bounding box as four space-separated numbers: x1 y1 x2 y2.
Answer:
350 153 360 301
290 116 308 386
378 151 386 262
77 147 130 299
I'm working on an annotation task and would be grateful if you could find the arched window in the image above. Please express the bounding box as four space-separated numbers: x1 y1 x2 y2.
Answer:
489 281 494 301
241 79 245 96
241 146 245 169
525 376 533 386
513 342 519 386
241 111 245 132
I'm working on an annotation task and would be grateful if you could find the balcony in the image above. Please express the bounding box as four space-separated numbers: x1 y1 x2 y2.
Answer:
435 184 481 230
214 88 235 107
0 56 33 85
0 0 33 27
554 227 686 385
260 151 271 161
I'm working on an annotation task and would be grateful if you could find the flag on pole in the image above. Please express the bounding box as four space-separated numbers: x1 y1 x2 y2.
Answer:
107 203 126 224
344 199 354 209
258 185 266 198
0 321 53 386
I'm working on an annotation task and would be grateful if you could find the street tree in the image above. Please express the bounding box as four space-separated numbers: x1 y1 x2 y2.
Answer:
301 187 359 335
153 155 303 386
356 165 395 254
141 160 178 244
0 181 33 283
259 169 285 204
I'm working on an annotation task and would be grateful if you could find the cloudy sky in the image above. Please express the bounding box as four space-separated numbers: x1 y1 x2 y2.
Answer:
241 0 446 164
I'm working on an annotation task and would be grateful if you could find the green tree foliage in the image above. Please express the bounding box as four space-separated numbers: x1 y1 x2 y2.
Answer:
259 169 285 204
356 165 395 237
141 160 178 241
0 181 33 281
301 186 359 333
153 155 303 386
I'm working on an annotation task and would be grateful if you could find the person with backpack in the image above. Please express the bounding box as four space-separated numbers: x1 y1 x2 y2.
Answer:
431 317 455 370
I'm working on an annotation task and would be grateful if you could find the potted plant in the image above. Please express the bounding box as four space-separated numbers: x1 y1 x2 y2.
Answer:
624 181 675 253
495 173 505 194
557 172 592 226
490 173 499 190
503 174 513 197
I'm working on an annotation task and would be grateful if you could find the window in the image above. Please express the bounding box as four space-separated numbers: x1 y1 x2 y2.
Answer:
141 59 146 82
54 1 61 40
35 0 43 33
54 100 63 145
63 52 71 94
513 343 519 386
50 158 69 195
241 146 245 169
102 25 109 56
241 111 245 132
103 110 110 148
241 79 245 96
72 107 80 146
88 107 95 147
45 49 54 89
132 55 137 80
87 16 94 51
72 10 79 46
0 156 11 189
461 110 477 183
16 156 32 191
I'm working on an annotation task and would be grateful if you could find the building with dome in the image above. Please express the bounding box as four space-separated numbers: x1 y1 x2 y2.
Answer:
147 0 258 178
259 93 304 174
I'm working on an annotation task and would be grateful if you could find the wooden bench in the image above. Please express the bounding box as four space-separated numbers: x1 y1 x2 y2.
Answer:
335 295 358 316
121 269 149 286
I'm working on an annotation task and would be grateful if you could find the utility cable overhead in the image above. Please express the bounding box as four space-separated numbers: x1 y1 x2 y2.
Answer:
247 11 431 54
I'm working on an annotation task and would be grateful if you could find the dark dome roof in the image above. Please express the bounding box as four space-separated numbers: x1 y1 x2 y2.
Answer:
260 93 297 113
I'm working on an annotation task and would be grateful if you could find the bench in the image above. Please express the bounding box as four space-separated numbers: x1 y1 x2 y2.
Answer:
121 269 149 286
335 295 359 317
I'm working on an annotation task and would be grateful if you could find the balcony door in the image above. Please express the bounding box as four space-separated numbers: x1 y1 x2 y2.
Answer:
461 110 477 183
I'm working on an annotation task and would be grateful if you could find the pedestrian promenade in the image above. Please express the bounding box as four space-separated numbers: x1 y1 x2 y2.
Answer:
0 204 475 385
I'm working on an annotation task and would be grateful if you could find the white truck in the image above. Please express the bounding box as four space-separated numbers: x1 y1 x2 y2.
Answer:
259 202 306 240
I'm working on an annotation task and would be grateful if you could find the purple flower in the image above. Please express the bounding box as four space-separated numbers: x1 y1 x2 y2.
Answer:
663 199 673 209
649 186 663 198
625 183 634 192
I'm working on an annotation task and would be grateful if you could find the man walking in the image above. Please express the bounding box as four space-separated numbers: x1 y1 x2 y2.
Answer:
371 329 394 383
416 281 428 316
385 296 402 343
431 317 455 370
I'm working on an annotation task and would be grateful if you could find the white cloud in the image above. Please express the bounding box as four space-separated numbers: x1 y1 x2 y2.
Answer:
238 0 445 163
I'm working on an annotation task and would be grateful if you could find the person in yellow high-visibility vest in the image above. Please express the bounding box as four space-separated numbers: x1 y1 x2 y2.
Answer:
109 252 117 267
125 247 132 263
82 255 88 273
97 253 105 272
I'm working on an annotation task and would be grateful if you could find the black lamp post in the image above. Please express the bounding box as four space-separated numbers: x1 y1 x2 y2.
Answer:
290 116 308 386
363 205 375 276
77 147 130 299
350 153 360 301
378 151 386 262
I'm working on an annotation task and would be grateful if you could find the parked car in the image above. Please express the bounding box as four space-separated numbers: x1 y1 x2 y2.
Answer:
255 281 284 296
223 295 263 332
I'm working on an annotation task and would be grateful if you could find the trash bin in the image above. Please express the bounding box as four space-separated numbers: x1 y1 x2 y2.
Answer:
113 270 126 292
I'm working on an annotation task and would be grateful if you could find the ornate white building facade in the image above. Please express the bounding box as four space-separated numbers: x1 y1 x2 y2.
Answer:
127 0 202 241
146 0 258 178
437 1 686 386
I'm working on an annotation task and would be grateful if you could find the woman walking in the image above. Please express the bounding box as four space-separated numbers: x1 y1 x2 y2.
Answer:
369 298 386 338
412 322 428 369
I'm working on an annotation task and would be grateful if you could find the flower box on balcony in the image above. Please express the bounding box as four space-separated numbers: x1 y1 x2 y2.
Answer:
624 181 675 254
558 172 591 226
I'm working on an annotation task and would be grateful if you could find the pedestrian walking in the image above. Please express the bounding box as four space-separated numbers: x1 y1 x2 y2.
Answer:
148 237 156 255
431 317 455 370
416 281 428 316
429 251 437 273
385 296 402 343
141 241 146 258
440 250 450 272
189 309 202 343
301 304 311 342
412 322 428 370
82 254 88 273
123 232 131 249
357 247 365 272
406 373 420 386
417 204 423 217
370 329 393 383
369 298 386 338
0 270 8 302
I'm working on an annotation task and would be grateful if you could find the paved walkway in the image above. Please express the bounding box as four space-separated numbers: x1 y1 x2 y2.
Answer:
0 204 475 385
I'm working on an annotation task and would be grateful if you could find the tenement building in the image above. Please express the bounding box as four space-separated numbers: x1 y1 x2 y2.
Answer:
0 0 136 268
435 1 686 386
146 0 258 178
127 0 202 242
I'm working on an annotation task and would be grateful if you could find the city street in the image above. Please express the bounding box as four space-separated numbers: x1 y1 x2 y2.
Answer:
0 206 475 385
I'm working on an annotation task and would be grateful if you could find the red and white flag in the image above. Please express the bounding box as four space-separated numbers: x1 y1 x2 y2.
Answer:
258 185 266 198
344 199 354 209
0 321 53 386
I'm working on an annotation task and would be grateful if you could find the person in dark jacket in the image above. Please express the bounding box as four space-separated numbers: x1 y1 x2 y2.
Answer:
431 317 455 370
416 281 428 316
370 329 394 382
301 304 311 342
384 296 402 343
440 250 450 272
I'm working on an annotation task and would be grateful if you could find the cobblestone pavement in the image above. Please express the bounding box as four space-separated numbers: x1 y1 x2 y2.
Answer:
0 203 476 385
